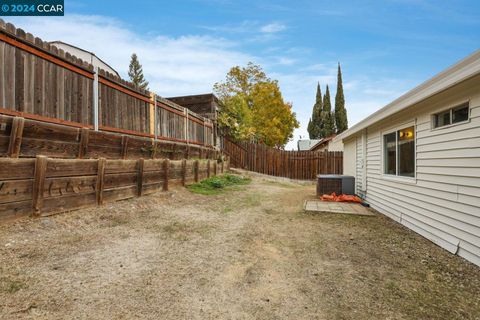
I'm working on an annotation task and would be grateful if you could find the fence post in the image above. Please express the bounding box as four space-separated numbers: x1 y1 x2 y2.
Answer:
150 93 157 160
194 160 199 182
78 128 89 158
32 155 47 216
207 159 210 178
121 135 129 159
213 161 217 176
163 159 169 191
184 108 189 144
96 158 106 205
324 151 328 174
7 116 24 158
203 120 207 147
137 158 144 196
93 66 99 131
150 93 156 138
181 159 187 186
151 141 157 159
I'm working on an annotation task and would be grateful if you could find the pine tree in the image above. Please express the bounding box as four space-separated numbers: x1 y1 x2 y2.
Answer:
323 85 335 137
308 83 323 139
128 53 149 90
334 63 348 133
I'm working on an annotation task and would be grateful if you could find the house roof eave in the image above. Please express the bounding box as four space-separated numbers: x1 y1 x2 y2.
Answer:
339 49 480 141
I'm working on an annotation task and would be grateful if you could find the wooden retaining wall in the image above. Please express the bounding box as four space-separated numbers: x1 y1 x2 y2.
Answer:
0 157 229 222
0 114 218 160
223 138 342 180
0 19 214 147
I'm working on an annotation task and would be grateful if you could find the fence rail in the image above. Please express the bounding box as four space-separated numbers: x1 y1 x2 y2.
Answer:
223 138 343 180
0 20 214 147
0 156 228 222
0 114 218 160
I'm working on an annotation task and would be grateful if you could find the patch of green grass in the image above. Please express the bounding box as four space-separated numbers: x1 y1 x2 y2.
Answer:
187 174 251 195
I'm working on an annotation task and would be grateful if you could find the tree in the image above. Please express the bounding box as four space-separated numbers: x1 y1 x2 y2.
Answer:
308 83 324 139
128 53 149 90
251 81 299 146
307 118 313 138
322 85 336 137
214 62 299 147
334 63 348 133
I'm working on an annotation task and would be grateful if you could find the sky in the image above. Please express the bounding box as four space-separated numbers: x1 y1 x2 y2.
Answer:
8 0 480 149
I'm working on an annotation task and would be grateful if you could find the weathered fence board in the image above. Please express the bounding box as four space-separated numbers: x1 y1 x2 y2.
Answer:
0 20 214 147
223 138 342 180
0 156 228 222
0 114 218 160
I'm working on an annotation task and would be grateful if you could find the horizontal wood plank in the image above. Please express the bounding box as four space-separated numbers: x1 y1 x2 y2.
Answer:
0 199 32 220
105 159 137 174
41 192 97 215
46 159 98 177
0 179 33 203
43 175 97 198
103 185 137 203
0 158 35 180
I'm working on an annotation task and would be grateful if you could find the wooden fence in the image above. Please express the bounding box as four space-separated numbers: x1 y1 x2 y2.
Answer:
0 114 218 160
0 19 214 147
0 156 228 221
223 138 343 180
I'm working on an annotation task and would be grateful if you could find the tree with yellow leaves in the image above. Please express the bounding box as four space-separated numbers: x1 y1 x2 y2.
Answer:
214 63 299 148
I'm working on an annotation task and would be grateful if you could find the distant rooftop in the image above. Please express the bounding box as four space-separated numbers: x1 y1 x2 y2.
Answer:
49 41 120 77
297 139 320 151
310 134 337 151
166 93 220 120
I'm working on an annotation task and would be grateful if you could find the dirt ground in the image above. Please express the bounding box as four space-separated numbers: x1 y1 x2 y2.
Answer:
1 175 479 320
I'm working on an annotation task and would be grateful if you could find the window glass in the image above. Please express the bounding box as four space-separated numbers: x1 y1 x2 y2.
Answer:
397 126 415 177
384 132 396 175
434 103 469 128
435 110 450 128
452 105 469 123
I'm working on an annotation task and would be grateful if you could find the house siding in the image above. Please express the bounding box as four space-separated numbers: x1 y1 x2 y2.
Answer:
355 135 365 197
345 74 480 266
343 137 356 177
328 137 344 151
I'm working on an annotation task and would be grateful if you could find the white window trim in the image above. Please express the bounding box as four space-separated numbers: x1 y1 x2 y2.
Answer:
431 100 471 131
380 120 417 184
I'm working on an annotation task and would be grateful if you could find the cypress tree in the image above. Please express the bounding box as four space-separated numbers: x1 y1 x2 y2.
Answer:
323 85 335 137
128 53 149 90
308 83 323 139
334 63 348 133
307 118 313 139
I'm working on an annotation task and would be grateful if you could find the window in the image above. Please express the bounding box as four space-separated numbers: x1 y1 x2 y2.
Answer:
384 132 396 175
435 110 450 128
383 126 415 177
398 127 415 177
433 103 469 128
452 104 469 123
